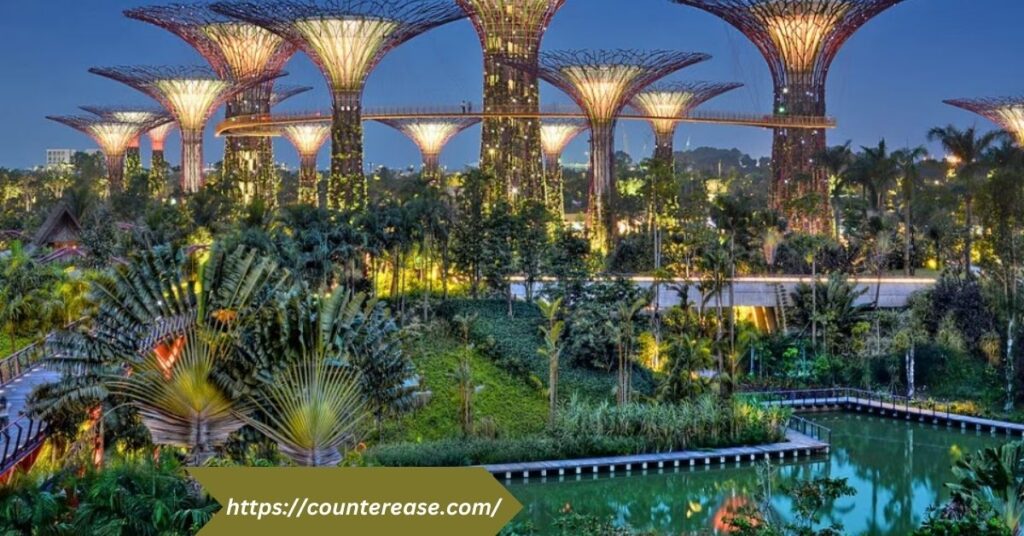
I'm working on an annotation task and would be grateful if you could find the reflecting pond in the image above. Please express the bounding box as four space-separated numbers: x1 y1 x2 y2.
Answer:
507 412 1005 535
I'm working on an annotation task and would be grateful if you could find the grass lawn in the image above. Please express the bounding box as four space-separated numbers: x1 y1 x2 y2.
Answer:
385 325 549 443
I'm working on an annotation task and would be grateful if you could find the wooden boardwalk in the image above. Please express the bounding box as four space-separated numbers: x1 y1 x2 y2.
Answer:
770 396 1024 437
0 364 59 466
483 430 828 481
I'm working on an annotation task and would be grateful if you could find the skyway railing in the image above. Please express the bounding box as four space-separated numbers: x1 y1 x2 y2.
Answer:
216 105 836 136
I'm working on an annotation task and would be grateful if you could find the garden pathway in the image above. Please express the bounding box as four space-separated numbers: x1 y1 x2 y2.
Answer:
0 363 59 473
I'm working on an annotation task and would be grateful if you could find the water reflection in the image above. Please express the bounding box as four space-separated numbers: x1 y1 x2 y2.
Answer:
508 413 1003 535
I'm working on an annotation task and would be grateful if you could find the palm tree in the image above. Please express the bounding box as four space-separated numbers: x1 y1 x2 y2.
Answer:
927 125 1004 274
817 142 855 240
538 298 564 424
894 146 928 276
851 140 900 216
613 294 650 406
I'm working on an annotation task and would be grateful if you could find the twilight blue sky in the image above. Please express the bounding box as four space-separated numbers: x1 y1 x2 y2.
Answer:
0 0 1021 171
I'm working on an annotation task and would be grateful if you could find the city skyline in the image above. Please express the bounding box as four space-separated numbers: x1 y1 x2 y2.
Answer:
1 0 1022 171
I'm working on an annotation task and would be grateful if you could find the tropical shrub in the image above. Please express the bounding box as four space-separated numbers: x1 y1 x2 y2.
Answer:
0 452 216 535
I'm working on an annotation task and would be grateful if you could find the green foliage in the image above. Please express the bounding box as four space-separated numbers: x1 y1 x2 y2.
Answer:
0 452 216 535
553 396 789 453
947 441 1024 534
437 299 655 403
371 395 788 467
562 279 648 371
389 324 547 441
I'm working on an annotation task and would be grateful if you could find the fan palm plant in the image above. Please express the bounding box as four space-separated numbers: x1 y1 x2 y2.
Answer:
111 329 247 464
241 351 366 467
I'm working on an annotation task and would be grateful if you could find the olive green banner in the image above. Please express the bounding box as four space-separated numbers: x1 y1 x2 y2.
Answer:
188 467 522 536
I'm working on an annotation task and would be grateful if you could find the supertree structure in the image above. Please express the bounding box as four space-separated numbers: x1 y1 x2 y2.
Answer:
506 49 709 248
455 0 565 203
270 84 314 107
670 0 905 234
147 121 177 184
211 0 467 211
539 120 587 218
47 115 168 193
80 106 171 178
281 121 332 205
631 81 742 166
945 97 1024 147
89 65 281 194
375 118 481 186
125 4 297 207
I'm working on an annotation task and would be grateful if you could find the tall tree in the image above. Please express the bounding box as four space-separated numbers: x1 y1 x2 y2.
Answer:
894 146 928 276
927 125 1004 274
817 142 855 240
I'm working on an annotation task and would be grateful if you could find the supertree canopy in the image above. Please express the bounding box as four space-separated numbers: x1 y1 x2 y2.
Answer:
281 122 332 205
270 84 314 107
945 97 1024 147
125 4 298 207
507 49 709 248
540 119 588 218
670 0 905 234
211 0 467 211
80 106 172 178
48 115 168 193
631 81 741 165
89 65 280 194
456 0 566 204
375 118 481 185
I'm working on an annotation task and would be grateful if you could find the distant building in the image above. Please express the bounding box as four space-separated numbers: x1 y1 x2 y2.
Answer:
45 148 99 168
45 149 75 167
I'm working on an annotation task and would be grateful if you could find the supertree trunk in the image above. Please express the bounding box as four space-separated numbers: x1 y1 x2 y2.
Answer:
330 90 366 211
298 153 320 206
105 152 126 194
653 130 675 170
773 77 830 234
151 149 167 188
180 127 205 194
480 54 544 205
422 154 443 187
125 144 142 181
543 154 565 220
224 87 277 208
588 121 617 251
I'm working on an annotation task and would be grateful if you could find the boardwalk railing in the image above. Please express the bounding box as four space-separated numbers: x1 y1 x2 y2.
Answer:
787 414 832 445
742 387 960 422
0 416 46 475
0 343 44 385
